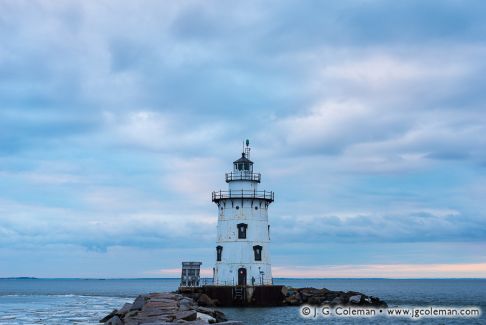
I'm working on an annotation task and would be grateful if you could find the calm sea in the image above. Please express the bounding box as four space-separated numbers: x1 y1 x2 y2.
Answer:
0 278 484 324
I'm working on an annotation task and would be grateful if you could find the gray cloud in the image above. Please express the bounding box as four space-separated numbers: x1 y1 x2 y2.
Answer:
1 0 486 276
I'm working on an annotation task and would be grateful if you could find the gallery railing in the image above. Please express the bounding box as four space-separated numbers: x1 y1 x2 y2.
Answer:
212 190 274 202
225 172 261 183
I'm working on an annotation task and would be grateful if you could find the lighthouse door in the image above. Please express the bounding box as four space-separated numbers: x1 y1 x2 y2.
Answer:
238 268 247 286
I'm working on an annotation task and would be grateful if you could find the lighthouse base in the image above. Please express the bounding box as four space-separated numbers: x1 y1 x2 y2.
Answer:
178 285 285 307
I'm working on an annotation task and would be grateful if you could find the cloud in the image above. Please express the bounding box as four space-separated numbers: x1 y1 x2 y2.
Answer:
272 210 486 244
0 0 485 277
100 110 229 153
0 198 216 252
272 263 486 278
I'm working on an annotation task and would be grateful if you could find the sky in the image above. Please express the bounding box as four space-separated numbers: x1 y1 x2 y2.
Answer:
0 0 485 278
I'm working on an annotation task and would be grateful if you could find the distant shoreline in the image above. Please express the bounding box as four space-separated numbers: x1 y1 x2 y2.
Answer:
1 277 485 280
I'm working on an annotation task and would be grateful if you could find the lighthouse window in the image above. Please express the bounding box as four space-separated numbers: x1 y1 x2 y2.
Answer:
255 206 258 210
235 206 239 210
253 245 262 261
237 223 247 239
216 245 223 261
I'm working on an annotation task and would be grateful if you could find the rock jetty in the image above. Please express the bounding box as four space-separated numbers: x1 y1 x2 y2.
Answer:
100 292 242 325
282 287 387 307
100 287 387 324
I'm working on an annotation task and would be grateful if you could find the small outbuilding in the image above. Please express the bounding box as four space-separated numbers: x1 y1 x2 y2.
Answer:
180 262 202 287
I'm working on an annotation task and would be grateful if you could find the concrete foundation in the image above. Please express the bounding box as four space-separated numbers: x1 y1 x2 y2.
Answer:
179 285 286 307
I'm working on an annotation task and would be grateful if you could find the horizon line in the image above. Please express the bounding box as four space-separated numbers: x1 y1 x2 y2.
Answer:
2 277 485 280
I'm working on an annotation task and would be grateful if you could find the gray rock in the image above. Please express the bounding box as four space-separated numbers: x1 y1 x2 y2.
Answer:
180 297 194 304
124 310 139 318
349 295 362 304
331 297 343 305
318 297 328 304
295 292 303 302
175 310 197 321
104 315 123 325
197 312 216 323
123 318 140 325
100 309 117 323
116 303 132 316
197 294 215 307
213 310 228 322
285 296 299 305
131 295 146 311
179 297 195 310
281 286 288 296
179 304 193 311
196 306 215 315
301 291 313 298
308 296 320 305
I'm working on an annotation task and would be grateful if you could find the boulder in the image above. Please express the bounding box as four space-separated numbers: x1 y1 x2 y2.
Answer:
123 320 140 325
301 291 313 298
180 297 194 305
197 312 216 323
212 310 228 323
370 296 388 308
198 294 215 307
100 309 117 323
285 296 299 305
307 296 321 305
281 286 288 296
124 310 139 319
116 303 132 316
196 306 216 315
330 297 343 305
179 298 196 310
104 315 123 325
317 296 329 305
175 310 197 321
301 288 321 295
130 295 146 311
349 294 362 304
295 292 303 302
179 303 193 311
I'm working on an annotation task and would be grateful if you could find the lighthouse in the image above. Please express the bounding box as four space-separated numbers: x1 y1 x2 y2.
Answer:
212 140 274 286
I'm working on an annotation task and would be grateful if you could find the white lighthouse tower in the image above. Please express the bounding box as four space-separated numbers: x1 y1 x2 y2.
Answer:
212 140 274 286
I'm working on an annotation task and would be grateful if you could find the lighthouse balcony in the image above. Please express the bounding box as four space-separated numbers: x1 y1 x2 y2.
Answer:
225 172 261 183
212 190 274 202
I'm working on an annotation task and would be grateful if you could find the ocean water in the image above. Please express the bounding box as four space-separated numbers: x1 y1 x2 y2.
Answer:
0 278 484 324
